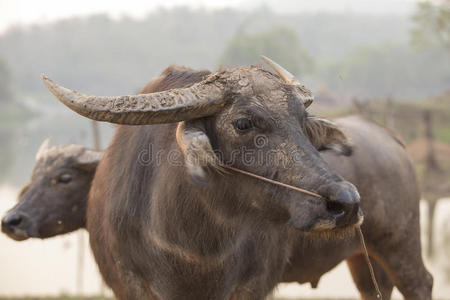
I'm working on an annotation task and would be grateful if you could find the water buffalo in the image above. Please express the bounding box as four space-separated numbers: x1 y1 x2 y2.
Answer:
42 59 364 299
1 139 101 240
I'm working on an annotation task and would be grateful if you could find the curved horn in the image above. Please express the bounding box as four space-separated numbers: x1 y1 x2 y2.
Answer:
36 137 51 161
41 75 225 125
261 56 314 108
260 55 299 84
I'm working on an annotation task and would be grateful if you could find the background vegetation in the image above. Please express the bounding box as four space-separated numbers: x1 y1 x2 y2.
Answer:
0 6 448 101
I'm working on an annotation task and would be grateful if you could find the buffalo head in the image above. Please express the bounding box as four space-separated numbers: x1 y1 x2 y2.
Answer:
41 57 362 233
1 139 100 240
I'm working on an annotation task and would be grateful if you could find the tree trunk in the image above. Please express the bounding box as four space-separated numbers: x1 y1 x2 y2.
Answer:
423 110 441 258
383 97 395 129
423 110 440 171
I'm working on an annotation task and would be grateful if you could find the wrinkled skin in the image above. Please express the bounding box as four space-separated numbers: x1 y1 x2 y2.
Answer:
1 144 100 240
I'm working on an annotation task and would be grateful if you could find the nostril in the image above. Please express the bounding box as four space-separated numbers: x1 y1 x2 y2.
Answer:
326 201 345 218
9 216 22 226
3 214 22 227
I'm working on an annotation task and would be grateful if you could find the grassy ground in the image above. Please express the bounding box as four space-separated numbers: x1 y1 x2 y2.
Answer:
4 298 448 300
0 298 358 300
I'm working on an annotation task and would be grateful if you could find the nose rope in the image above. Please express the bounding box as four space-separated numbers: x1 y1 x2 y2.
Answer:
356 226 383 299
221 164 382 300
222 165 324 199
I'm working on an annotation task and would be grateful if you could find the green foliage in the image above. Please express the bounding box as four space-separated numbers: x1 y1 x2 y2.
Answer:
220 27 313 75
0 57 14 102
410 2 450 50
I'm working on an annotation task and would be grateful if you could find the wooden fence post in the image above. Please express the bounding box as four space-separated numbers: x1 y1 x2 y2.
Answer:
423 110 441 258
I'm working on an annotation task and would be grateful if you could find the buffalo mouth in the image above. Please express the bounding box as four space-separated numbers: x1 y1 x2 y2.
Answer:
38 222 65 238
311 208 364 232
1 212 32 241
1 226 30 241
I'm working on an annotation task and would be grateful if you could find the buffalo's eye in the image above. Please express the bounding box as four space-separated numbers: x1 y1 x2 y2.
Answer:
58 174 72 184
233 118 254 132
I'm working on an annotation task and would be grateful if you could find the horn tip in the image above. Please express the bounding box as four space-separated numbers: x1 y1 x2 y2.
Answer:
260 55 271 65
36 137 52 161
41 74 60 95
41 74 53 88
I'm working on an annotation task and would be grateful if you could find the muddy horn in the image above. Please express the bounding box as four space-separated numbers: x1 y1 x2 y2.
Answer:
260 55 313 108
41 75 226 125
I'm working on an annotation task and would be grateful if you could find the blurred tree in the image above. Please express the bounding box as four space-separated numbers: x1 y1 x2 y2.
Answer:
0 57 15 103
321 42 450 99
0 8 447 100
220 27 314 75
410 1 450 50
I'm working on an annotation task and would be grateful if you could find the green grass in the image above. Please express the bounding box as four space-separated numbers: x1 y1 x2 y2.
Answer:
0 298 345 300
0 298 428 300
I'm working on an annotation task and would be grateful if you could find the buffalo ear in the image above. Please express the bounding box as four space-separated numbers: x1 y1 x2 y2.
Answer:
304 116 353 156
176 121 222 185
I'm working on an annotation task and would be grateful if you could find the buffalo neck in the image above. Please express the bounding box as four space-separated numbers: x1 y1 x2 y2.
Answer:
149 164 259 263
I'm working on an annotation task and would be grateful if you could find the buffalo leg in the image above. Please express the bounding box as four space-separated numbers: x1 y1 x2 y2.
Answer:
369 231 433 300
347 254 393 300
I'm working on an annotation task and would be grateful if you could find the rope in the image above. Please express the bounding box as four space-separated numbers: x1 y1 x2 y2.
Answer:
221 164 382 299
221 165 324 199
357 225 383 299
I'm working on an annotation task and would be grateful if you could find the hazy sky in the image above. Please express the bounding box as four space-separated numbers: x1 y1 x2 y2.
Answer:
0 0 421 34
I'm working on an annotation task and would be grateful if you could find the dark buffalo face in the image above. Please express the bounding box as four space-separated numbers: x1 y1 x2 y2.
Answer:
179 67 361 232
1 140 100 241
41 58 361 233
